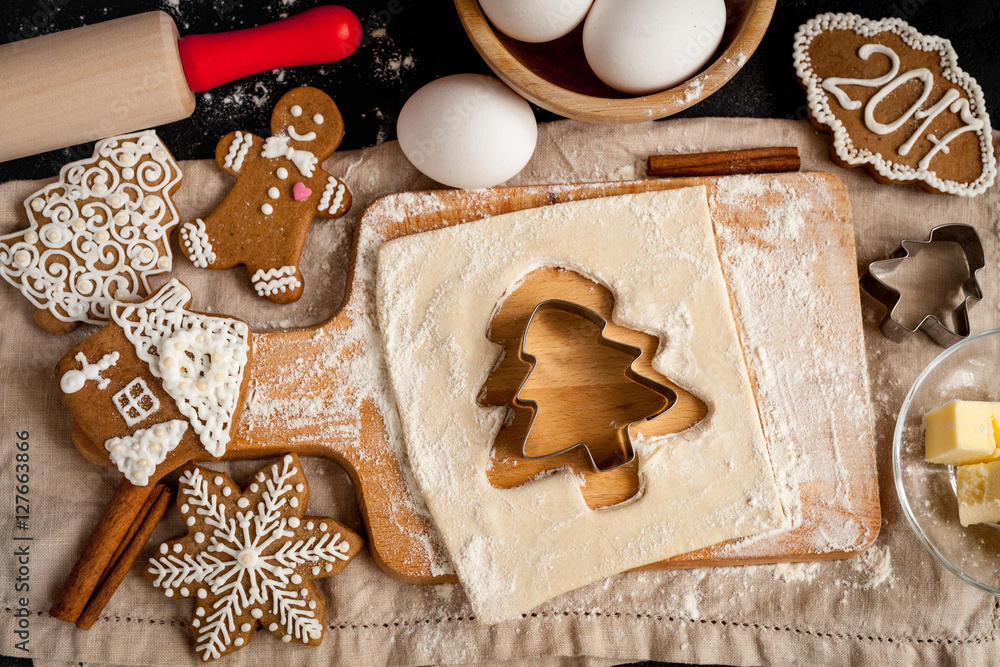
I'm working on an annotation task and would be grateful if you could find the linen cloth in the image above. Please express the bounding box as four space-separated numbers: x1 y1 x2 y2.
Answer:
1 118 998 667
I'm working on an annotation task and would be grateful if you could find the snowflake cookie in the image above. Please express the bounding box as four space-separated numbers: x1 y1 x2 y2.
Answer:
793 13 996 196
145 454 363 662
0 131 183 333
178 86 351 304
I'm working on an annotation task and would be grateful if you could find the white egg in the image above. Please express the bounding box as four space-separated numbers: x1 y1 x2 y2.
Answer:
397 74 537 189
583 0 727 95
480 0 595 43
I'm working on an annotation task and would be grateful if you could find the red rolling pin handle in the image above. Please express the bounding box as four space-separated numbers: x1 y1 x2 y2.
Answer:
178 5 363 93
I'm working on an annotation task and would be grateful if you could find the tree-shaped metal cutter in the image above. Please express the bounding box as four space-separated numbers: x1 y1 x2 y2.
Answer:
860 223 985 348
513 299 678 472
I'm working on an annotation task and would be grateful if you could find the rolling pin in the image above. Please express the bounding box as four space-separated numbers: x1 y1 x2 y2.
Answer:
0 6 362 163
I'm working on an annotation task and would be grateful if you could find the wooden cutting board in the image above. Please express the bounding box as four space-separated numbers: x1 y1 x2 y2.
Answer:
229 171 881 582
70 172 880 583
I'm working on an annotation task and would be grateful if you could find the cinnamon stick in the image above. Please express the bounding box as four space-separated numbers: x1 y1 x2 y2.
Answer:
97 485 161 585
49 477 156 624
76 485 174 631
647 147 800 178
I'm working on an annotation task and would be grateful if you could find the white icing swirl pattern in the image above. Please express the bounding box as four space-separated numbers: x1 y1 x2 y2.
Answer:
111 279 251 458
0 131 182 324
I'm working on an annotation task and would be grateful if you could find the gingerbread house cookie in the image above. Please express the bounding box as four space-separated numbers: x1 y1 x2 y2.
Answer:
793 13 996 196
56 279 252 486
178 87 352 303
0 131 182 333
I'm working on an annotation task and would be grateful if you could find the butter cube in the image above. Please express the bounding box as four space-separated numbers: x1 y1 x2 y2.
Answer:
924 400 1000 465
957 461 1000 526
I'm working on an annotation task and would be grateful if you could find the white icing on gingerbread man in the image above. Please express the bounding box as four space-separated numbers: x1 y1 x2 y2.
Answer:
178 87 352 304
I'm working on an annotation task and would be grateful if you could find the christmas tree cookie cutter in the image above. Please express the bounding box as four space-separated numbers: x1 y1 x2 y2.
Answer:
860 223 985 348
513 299 677 472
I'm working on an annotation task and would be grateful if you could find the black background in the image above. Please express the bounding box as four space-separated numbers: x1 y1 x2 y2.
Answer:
1 0 998 665
2 0 999 182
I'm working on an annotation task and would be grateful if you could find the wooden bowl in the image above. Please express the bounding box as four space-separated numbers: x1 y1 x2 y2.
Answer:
454 0 776 123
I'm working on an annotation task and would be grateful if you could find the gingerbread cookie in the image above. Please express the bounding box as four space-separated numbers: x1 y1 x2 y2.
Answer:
144 454 362 662
793 13 996 196
56 279 252 486
0 131 183 333
178 87 352 303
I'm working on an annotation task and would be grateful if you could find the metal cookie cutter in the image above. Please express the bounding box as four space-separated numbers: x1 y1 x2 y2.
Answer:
860 224 985 348
513 299 677 472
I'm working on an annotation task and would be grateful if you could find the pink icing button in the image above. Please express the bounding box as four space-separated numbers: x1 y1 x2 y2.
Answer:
293 182 312 201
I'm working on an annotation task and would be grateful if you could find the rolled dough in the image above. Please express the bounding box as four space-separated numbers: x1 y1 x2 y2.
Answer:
376 187 784 623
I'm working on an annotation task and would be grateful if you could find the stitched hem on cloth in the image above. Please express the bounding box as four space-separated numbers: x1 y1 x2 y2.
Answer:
9 600 1000 647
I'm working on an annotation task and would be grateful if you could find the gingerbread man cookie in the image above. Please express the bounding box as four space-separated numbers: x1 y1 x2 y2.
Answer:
179 87 352 303
793 13 996 196
144 454 363 662
0 131 182 333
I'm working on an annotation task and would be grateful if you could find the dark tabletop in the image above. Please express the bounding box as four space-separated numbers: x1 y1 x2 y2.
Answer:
1 0 998 665
2 0 999 184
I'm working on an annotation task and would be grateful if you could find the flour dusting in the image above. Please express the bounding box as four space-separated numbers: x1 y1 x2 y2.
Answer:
707 173 875 556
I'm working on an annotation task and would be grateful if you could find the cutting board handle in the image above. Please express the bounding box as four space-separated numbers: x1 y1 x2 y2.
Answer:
178 5 363 92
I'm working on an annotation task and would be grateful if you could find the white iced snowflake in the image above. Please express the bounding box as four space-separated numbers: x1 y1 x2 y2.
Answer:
145 455 358 661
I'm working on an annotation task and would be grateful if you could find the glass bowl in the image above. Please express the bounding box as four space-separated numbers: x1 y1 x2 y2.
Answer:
895 328 1000 595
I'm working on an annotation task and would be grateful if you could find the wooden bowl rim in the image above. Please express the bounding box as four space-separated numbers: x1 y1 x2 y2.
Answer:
454 0 777 124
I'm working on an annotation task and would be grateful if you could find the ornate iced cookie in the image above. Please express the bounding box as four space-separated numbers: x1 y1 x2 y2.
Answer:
793 13 996 196
0 131 183 333
144 454 363 662
178 86 352 304
56 279 252 486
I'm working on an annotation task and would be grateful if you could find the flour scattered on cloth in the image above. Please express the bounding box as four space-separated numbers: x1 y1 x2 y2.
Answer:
772 561 822 583
604 162 644 181
714 544 894 592
847 546 895 589
678 592 701 620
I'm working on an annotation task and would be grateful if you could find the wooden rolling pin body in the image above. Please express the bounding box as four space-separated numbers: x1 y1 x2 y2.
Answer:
0 12 194 162
0 6 362 163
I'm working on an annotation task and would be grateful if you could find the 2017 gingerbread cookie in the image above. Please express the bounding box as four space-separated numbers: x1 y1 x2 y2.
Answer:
179 87 352 303
793 13 996 196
